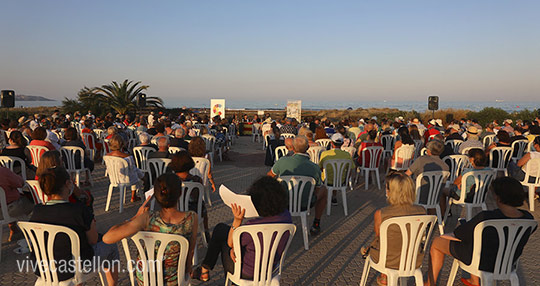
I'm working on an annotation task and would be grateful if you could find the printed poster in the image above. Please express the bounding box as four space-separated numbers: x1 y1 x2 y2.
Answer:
287 100 301 121
210 99 225 119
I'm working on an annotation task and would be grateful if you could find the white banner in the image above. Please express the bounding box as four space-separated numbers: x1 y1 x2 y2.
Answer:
210 99 226 119
286 100 302 121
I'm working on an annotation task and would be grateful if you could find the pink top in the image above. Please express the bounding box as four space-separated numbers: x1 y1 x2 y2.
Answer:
0 167 25 204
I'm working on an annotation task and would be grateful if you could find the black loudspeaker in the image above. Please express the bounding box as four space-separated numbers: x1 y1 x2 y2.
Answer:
428 96 439 111
137 93 146 108
1 90 15 108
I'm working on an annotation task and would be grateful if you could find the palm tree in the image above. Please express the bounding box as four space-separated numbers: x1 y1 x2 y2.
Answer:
93 80 163 114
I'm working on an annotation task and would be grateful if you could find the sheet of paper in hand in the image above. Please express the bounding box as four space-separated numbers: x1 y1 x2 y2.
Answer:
145 188 154 200
219 185 259 218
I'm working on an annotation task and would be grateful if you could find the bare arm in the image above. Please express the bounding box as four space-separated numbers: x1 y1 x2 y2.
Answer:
267 169 277 178
186 214 198 274
517 153 531 168
227 204 246 248
373 209 382 237
102 197 151 244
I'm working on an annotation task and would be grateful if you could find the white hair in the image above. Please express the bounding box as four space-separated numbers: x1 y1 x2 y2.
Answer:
138 132 151 144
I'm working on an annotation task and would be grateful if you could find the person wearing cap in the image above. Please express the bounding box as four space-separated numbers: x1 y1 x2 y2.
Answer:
319 133 354 206
423 119 441 144
445 124 464 141
268 136 328 235
457 126 483 154
502 119 514 134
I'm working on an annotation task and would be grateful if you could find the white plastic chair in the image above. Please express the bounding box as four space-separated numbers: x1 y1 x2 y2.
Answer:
279 176 316 250
380 135 395 161
356 146 384 190
341 146 356 158
60 146 92 187
360 215 437 286
190 157 212 207
274 146 289 162
389 144 415 172
488 147 512 176
483 134 496 149
419 147 428 157
81 132 98 160
281 133 296 139
445 140 463 154
510 139 529 163
26 180 49 205
442 155 470 188
201 134 217 166
27 145 49 168
225 224 296 286
133 146 155 173
446 219 538 286
168 146 184 154
147 158 172 188
103 155 139 213
520 158 540 212
252 123 262 142
0 155 27 180
444 169 496 222
307 146 325 164
1 186 30 262
323 159 353 216
414 171 450 234
121 231 190 286
316 139 332 150
18 221 107 286
413 140 424 159
461 146 483 155
177 181 208 248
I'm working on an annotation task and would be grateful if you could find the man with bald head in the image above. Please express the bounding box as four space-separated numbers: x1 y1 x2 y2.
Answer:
268 136 328 235
148 136 170 159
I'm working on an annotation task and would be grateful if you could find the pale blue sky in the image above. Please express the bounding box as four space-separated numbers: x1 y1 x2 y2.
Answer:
1 1 539 105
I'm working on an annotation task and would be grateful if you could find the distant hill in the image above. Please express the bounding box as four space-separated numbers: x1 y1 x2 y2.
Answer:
15 94 54 101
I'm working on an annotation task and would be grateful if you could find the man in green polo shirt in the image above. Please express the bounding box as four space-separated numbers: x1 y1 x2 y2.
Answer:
268 136 328 235
319 133 354 206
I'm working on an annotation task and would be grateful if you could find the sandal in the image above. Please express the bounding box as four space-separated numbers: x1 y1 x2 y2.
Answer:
191 266 210 282
376 274 387 286
460 278 479 286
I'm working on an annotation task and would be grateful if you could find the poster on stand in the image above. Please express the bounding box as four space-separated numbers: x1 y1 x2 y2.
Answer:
287 100 302 121
210 99 226 119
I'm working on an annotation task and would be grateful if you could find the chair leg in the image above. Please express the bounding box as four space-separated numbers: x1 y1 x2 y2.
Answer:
0 226 3 262
365 170 369 190
119 186 125 213
359 258 371 286
413 269 423 286
341 188 348 216
205 185 212 206
326 187 332 216
301 213 309 250
75 171 80 187
387 273 398 286
435 206 444 234
375 169 381 190
510 273 519 286
528 186 535 211
105 185 114 211
446 260 459 286
466 205 473 221
200 220 208 248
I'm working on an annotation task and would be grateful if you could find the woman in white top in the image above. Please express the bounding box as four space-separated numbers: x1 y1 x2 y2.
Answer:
107 134 143 202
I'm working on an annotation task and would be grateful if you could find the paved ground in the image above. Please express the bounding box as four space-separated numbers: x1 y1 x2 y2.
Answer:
1 136 539 285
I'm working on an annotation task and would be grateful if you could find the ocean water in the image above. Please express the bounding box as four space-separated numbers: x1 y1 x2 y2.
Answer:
15 99 539 113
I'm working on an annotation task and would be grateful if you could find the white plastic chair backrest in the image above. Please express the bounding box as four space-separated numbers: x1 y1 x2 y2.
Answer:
190 157 210 186
168 146 184 154
445 140 463 154
201 134 216 152
230 224 296 285
420 147 428 157
0 155 27 180
307 146 325 164
380 135 395 151
489 147 513 169
443 155 470 183
192 128 201 136
413 140 424 158
391 144 416 170
121 231 189 286
341 146 356 158
17 221 85 285
467 219 537 279
133 146 155 171
281 133 296 139
26 145 49 167
0 186 15 224
60 146 85 171
522 158 540 186
323 159 353 188
279 176 316 215
461 147 483 155
511 139 529 160
415 171 450 206
455 170 496 205
274 146 289 162
26 180 48 205
81 133 96 150
94 129 105 140
316 139 332 150
103 155 131 185
103 139 110 154
377 215 437 274
359 146 383 169
177 182 204 217
148 158 172 186
483 134 496 149
252 123 261 133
